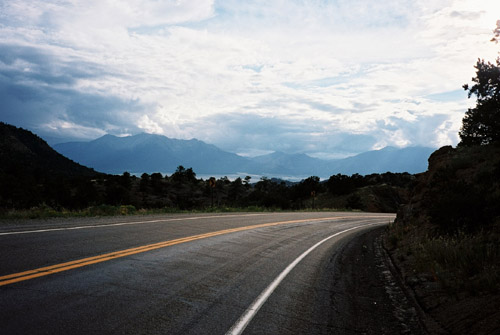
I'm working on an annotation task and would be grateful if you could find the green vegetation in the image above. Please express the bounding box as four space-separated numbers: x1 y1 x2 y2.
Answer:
415 232 500 294
424 145 500 234
388 213 500 296
0 163 413 218
0 204 285 220
459 25 500 146
460 58 500 146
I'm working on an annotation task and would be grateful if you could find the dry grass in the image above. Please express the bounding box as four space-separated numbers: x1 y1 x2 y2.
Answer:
387 220 500 295
414 231 500 294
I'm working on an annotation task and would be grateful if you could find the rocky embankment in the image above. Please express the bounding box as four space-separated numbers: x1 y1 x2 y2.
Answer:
385 144 500 334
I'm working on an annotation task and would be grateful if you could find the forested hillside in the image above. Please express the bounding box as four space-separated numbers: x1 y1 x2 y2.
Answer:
0 122 101 209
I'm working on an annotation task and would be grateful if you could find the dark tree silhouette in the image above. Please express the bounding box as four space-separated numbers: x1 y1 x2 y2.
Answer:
460 59 500 145
460 23 500 145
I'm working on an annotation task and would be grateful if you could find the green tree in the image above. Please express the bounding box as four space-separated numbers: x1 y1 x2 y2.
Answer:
120 172 132 190
150 173 164 195
327 174 354 195
243 176 252 189
228 177 246 206
139 173 150 192
460 23 500 145
171 166 197 184
170 166 201 209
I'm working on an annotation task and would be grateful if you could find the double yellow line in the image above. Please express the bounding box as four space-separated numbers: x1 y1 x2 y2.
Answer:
0 217 352 287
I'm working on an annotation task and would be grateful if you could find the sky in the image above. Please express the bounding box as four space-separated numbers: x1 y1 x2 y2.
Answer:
1 0 499 159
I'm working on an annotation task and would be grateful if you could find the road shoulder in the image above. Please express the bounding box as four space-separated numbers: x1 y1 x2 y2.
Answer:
330 226 427 334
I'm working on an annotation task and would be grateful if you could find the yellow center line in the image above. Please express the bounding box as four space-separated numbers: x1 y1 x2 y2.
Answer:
0 215 390 287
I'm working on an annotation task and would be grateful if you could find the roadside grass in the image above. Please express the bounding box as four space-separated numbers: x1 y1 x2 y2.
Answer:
387 221 500 295
0 204 351 220
414 231 500 295
0 204 140 219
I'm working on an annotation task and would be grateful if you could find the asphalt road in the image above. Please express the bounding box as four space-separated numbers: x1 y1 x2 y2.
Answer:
0 212 395 334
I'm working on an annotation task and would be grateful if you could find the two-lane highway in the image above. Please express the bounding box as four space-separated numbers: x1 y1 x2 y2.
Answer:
0 212 394 334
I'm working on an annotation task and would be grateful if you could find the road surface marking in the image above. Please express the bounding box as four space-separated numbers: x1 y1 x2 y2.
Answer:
0 213 269 236
225 222 381 335
0 214 394 236
0 216 392 286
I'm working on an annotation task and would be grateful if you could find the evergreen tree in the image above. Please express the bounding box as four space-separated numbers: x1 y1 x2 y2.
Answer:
460 23 500 145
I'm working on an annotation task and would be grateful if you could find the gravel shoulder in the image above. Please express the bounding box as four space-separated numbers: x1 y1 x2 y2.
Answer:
330 226 427 334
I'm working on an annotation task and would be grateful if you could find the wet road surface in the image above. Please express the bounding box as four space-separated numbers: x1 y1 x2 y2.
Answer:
0 212 400 334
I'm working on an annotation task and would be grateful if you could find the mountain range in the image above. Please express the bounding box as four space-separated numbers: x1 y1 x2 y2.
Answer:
54 133 435 178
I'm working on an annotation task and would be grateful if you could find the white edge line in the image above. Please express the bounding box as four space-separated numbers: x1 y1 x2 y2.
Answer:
0 213 269 236
225 222 381 335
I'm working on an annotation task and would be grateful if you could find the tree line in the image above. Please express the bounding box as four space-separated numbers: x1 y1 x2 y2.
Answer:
0 163 415 213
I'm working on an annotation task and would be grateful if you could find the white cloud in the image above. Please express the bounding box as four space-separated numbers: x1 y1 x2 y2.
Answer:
137 114 163 134
40 119 107 141
1 0 499 156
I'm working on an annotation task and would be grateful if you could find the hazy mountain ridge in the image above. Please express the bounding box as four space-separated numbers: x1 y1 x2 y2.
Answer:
327 146 436 175
54 133 435 177
55 133 254 175
251 151 329 176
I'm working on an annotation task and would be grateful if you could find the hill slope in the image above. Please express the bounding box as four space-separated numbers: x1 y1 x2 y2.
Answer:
0 122 99 178
0 122 101 208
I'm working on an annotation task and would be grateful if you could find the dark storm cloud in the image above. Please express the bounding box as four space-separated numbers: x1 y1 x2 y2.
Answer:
0 44 113 86
0 43 149 142
0 77 149 140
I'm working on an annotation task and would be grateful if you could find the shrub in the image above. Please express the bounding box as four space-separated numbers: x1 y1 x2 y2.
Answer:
120 205 136 215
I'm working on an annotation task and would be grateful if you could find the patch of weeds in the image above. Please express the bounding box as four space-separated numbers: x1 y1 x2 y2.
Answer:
119 205 136 215
87 204 120 216
0 204 65 219
415 231 500 295
386 219 419 249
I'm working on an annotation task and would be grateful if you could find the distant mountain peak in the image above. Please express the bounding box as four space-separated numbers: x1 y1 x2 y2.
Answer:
54 132 435 176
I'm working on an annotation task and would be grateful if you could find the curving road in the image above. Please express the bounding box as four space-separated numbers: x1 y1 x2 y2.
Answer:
0 212 395 334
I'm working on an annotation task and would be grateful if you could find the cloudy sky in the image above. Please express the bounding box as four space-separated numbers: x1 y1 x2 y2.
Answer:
1 0 499 159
